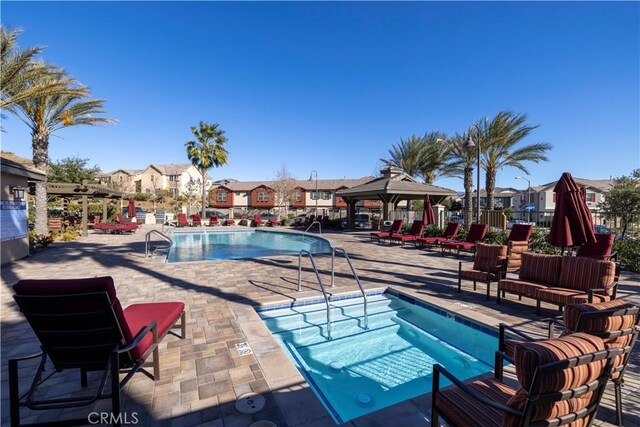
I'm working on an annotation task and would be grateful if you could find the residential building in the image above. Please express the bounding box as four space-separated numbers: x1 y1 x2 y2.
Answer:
98 169 143 193
514 177 614 220
209 177 378 213
468 187 519 209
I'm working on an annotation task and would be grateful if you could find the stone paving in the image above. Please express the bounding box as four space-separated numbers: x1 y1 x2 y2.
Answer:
1 224 638 427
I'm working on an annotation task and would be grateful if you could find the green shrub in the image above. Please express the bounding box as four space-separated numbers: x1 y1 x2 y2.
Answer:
133 193 151 201
30 232 55 249
326 219 343 230
281 218 289 226
457 227 469 242
528 228 561 254
423 226 443 237
61 227 80 242
484 229 508 245
613 239 640 273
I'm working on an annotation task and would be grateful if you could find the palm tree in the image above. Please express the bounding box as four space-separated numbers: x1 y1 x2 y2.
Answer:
382 132 447 183
381 135 424 179
185 121 229 217
478 111 551 209
440 133 476 229
5 73 115 235
0 27 79 109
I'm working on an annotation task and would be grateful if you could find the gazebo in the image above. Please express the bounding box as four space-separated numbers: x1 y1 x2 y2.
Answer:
46 181 125 236
336 167 457 227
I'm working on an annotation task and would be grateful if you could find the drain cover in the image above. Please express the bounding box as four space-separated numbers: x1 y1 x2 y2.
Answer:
236 393 265 414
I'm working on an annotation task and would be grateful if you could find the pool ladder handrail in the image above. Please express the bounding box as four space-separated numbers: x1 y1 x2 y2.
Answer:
331 246 368 330
305 221 322 234
145 229 173 258
297 250 333 340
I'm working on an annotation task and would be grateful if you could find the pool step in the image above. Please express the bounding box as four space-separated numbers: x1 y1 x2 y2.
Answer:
259 294 394 321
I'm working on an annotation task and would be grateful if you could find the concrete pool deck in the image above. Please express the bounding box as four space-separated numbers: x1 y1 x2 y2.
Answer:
1 223 638 426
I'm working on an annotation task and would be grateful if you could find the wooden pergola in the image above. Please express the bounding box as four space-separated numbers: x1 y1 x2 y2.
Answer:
336 167 457 227
47 181 125 236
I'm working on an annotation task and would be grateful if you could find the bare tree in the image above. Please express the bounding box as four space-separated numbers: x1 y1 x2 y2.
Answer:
272 166 297 218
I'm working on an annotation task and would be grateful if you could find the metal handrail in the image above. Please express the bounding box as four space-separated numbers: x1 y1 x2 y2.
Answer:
305 221 322 233
145 230 172 258
331 246 368 329
297 250 332 340
162 220 177 234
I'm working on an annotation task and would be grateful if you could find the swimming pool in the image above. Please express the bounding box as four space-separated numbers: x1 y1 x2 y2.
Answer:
259 291 498 423
166 230 332 262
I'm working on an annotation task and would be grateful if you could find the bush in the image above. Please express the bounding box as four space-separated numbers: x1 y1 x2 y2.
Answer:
528 228 561 254
484 229 508 244
613 239 640 273
61 227 80 242
423 225 443 237
29 231 55 250
133 193 151 201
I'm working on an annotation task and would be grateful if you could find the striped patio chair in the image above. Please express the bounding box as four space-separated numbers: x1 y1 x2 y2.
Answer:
458 243 508 300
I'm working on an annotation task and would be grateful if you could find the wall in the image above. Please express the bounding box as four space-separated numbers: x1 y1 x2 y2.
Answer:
0 173 30 264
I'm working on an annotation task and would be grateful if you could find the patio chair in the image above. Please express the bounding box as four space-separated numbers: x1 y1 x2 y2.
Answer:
298 215 315 229
415 222 460 249
9 276 186 427
577 232 617 261
267 217 281 226
208 215 220 226
389 220 425 246
431 332 625 427
505 224 533 272
224 218 236 226
457 243 508 300
496 299 639 426
252 214 265 227
177 213 188 227
440 223 488 256
370 219 403 242
191 213 202 227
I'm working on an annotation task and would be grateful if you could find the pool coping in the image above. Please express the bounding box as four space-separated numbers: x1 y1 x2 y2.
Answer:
230 285 503 426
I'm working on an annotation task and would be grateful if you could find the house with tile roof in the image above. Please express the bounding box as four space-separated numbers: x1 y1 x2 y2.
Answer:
137 163 202 196
209 176 378 212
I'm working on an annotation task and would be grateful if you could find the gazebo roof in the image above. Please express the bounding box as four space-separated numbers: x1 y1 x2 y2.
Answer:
336 167 457 201
47 182 125 199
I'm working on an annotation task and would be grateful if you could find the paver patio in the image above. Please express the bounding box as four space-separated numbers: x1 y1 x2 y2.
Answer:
1 224 638 427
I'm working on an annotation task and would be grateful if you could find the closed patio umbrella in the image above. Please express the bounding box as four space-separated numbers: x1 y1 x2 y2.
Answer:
548 172 596 249
128 198 136 219
422 194 435 225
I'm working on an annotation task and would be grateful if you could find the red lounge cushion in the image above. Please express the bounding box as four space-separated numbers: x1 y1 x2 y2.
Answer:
577 233 614 260
508 224 533 242
124 302 185 359
390 234 419 241
442 241 476 250
370 232 390 238
417 236 445 244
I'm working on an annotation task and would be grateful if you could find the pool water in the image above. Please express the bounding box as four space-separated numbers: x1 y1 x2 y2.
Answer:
259 293 497 423
166 230 332 262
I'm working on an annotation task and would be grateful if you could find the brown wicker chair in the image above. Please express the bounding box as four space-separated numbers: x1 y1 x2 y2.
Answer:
458 243 508 300
432 333 627 427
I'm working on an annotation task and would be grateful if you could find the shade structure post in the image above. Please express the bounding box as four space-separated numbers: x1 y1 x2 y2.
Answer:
82 194 88 237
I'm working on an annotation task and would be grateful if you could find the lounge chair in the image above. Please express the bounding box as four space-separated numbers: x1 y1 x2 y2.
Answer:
431 332 626 427
577 232 617 261
94 222 138 234
224 218 236 226
177 213 188 227
370 219 403 242
440 223 488 256
117 213 141 227
208 215 220 226
496 299 639 426
9 276 186 427
389 220 425 246
252 214 265 227
504 224 533 271
191 213 202 227
298 215 315 229
457 243 508 300
415 222 460 248
267 217 281 226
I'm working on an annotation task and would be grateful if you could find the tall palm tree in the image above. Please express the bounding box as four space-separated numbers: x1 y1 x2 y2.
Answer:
418 131 448 184
5 73 115 235
440 133 476 229
382 132 447 183
0 27 78 109
381 135 424 179
185 121 229 217
478 111 551 209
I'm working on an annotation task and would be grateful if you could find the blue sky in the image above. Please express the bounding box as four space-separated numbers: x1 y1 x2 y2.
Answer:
2 1 638 192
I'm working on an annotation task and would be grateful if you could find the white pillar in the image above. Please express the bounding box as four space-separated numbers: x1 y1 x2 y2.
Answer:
433 204 446 229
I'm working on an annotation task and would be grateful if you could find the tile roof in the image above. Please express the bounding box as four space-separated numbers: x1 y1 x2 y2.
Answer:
216 177 374 192
149 163 194 175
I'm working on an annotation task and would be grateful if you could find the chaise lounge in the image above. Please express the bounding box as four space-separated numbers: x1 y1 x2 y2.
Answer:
415 222 460 249
370 219 403 243
9 276 186 427
440 223 488 256
389 220 424 246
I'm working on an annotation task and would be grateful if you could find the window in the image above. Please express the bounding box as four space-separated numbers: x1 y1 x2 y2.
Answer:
217 192 227 202
295 191 303 202
258 192 269 202
322 191 332 200
145 188 151 194
119 176 123 182
150 175 154 182
586 192 596 202
169 175 179 182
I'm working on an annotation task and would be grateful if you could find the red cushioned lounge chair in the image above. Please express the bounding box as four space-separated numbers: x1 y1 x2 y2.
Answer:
577 232 616 261
370 219 403 243
389 220 425 246
9 276 185 427
440 223 488 256
267 217 281 226
94 222 139 234
208 215 220 226
416 222 460 249
191 213 202 227
224 218 236 226
177 213 188 227
117 213 141 228
253 214 265 227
